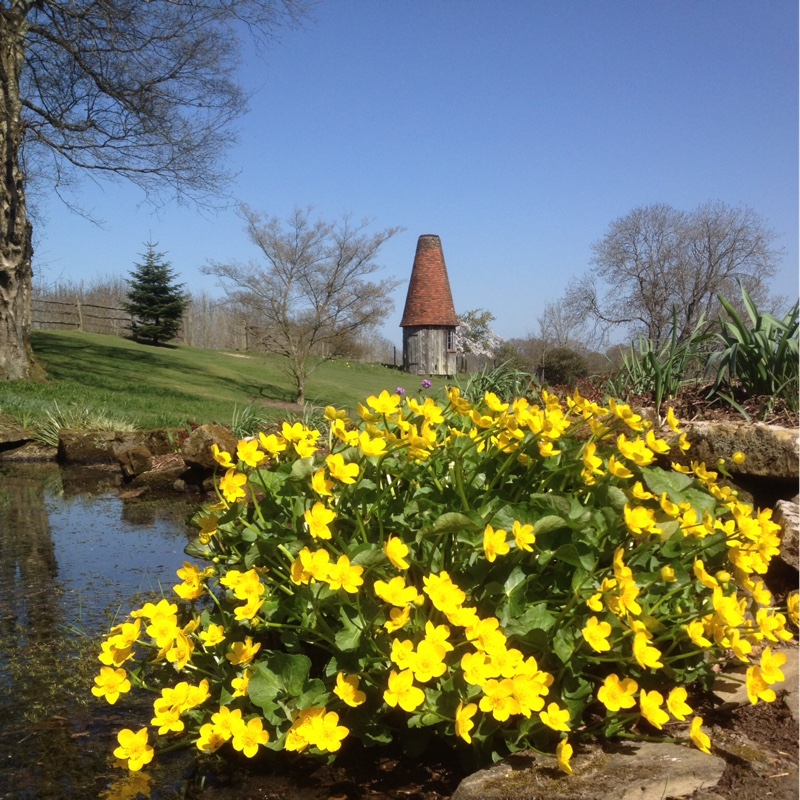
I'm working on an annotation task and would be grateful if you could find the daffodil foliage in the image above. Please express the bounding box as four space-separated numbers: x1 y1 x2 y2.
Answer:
94 386 797 775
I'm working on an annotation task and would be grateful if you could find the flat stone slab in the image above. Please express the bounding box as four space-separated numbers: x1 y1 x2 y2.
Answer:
676 421 798 479
452 741 726 800
713 645 799 722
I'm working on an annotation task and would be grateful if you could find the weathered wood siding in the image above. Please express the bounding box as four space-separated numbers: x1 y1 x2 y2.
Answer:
402 326 456 375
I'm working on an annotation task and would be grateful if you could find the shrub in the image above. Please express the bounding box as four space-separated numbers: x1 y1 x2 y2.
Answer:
93 388 793 777
709 286 799 419
541 347 589 387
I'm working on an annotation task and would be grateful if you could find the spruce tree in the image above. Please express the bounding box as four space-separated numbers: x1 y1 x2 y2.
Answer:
124 242 188 345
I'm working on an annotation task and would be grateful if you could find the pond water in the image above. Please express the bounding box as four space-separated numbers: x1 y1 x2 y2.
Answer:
0 464 203 800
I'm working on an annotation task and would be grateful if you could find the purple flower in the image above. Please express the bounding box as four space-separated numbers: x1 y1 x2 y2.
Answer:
395 387 406 395
421 379 432 389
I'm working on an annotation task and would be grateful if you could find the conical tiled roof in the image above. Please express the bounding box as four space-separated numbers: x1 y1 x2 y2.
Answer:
400 234 459 327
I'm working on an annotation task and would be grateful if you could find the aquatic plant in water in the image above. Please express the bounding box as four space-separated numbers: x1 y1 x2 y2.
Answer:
93 387 795 776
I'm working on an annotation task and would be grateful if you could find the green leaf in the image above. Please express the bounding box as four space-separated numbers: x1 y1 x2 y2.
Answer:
249 469 288 493
640 467 693 496
268 652 312 696
184 539 211 559
429 512 478 535
289 457 316 481
503 566 526 596
533 515 567 535
249 663 282 709
503 602 555 637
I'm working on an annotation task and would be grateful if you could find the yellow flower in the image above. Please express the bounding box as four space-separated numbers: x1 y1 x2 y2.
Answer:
305 502 335 540
693 559 718 590
667 687 693 720
454 702 478 743
334 672 367 707
759 647 787 685
374 576 421 607
410 639 447 683
632 481 654 500
311 469 334 497
617 434 655 466
660 565 677 583
424 621 454 653
607 454 633 479
326 452 359 484
597 674 638 712
196 723 228 754
732 451 746 465
384 605 412 632
258 431 286 455
665 407 682 433
624 504 661 536
690 716 711 754
226 636 260 666
325 555 364 593
219 468 248 503
639 689 669 729
231 668 253 698
512 520 535 552
151 699 184 735
313 710 350 752
582 442 604 478
92 667 131 704
483 524 510 562
358 430 387 457
556 739 573 775
237 438 265 468
539 702 570 731
745 665 776 704
645 429 671 454
367 389 402 416
231 717 270 758
384 669 425 711
479 678 521 721
211 444 234 468
423 571 466 614
384 536 410 569
787 591 799 626
466 616 507 655
581 616 612 652
633 632 664 670
113 728 154 772
685 618 713 648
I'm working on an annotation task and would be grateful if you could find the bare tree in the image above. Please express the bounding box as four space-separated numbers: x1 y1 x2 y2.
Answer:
205 207 402 403
0 0 308 381
564 202 782 347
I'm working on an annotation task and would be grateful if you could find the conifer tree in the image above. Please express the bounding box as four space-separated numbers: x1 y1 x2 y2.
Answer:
124 243 188 345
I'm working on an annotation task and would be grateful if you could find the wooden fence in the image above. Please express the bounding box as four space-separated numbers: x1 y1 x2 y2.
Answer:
32 298 133 337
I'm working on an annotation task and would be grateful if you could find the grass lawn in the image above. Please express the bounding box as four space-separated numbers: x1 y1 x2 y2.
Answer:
0 331 448 430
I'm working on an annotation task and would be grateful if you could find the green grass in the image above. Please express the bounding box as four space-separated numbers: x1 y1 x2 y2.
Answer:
0 331 446 430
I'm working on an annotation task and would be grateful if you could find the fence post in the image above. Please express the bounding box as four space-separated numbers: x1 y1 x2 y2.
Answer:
76 299 83 331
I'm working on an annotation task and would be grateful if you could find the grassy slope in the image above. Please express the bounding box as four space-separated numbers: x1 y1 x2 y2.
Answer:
0 331 445 429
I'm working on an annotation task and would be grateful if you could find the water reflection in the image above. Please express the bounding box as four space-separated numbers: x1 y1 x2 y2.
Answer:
0 464 199 800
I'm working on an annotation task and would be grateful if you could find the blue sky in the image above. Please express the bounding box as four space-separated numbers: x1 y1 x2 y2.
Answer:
32 1 798 346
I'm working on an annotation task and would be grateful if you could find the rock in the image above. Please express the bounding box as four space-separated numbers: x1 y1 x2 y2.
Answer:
773 499 799 571
181 424 238 470
58 429 185 466
0 441 58 461
0 427 36 450
116 444 153 477
676 421 798 480
713 647 799 722
131 465 187 492
451 741 726 800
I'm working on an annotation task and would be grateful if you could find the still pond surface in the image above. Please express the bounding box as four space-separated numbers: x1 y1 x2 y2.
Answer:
0 464 204 800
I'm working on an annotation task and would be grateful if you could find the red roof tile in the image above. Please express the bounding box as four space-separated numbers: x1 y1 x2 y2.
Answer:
400 235 459 327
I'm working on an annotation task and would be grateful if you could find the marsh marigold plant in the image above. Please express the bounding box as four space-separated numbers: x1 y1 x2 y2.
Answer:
95 389 792 775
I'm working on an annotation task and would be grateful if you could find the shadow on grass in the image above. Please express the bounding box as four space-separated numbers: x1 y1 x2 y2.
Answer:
33 336 267 402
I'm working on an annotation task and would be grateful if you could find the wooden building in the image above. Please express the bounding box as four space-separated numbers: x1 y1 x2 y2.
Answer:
400 234 458 376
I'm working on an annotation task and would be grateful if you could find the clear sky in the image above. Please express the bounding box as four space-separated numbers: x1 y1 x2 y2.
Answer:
32 0 798 346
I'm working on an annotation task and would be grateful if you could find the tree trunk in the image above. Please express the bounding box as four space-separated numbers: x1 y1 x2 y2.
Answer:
0 10 40 381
